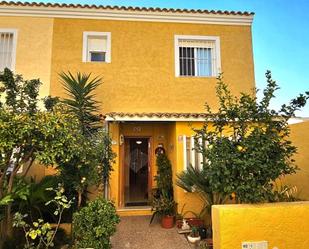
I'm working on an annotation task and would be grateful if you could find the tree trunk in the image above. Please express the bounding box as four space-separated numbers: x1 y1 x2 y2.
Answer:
77 191 82 209
4 171 17 238
5 204 13 238
22 158 35 178
4 158 23 238
1 149 35 242
0 220 6 249
0 169 9 246
0 155 11 199
0 148 33 244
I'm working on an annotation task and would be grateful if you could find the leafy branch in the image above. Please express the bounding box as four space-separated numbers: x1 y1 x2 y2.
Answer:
13 184 73 249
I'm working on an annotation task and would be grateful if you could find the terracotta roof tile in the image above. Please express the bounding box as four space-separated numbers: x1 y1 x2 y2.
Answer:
105 112 211 119
0 1 254 16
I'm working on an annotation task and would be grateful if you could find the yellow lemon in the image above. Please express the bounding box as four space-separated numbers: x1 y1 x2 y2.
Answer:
237 145 243 151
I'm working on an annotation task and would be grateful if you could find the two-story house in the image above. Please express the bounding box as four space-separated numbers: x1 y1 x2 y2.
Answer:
0 1 255 215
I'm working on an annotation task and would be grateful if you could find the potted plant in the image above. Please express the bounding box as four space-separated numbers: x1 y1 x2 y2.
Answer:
150 191 176 229
187 226 201 244
183 209 206 228
150 153 176 229
176 204 206 229
160 196 176 229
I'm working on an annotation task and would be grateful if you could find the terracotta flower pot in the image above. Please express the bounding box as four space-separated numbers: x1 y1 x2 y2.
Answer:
161 215 174 229
186 217 204 227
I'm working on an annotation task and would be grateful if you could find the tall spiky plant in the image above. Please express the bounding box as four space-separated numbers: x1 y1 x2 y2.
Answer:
59 71 102 135
58 72 115 207
176 165 228 226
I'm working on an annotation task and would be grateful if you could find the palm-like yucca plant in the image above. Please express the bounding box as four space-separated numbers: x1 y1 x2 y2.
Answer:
58 72 115 207
176 165 228 224
59 71 102 135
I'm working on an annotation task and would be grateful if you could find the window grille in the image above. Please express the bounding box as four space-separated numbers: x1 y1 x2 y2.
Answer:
179 39 216 77
175 35 220 77
0 32 15 71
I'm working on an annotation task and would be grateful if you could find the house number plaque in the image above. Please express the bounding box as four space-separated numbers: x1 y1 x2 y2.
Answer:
133 126 142 132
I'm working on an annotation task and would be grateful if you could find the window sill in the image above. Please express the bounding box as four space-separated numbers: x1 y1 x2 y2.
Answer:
82 61 111 64
176 76 218 79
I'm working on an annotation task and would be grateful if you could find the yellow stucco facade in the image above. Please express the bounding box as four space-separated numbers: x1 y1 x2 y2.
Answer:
0 16 54 100
1 13 255 113
173 122 205 214
45 14 255 214
212 202 309 249
0 4 257 215
49 18 255 113
285 121 309 200
2 8 309 249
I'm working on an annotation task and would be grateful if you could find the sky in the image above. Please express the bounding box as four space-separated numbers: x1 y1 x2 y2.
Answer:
46 0 309 117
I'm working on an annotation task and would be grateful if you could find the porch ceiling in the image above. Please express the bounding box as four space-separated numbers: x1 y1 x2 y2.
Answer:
104 112 211 121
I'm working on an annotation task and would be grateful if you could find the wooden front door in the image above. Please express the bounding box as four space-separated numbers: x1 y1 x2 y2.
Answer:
122 137 151 207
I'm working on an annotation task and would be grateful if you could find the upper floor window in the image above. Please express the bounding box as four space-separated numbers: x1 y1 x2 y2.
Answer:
175 35 221 77
0 29 18 71
82 32 111 63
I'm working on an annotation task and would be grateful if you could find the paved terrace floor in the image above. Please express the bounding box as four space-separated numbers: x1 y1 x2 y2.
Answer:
111 216 191 249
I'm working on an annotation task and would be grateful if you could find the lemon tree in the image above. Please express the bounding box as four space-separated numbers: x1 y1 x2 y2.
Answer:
183 71 309 203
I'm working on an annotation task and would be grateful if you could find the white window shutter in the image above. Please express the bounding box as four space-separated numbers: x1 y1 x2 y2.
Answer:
82 32 111 63
190 136 195 169
197 137 203 170
88 36 107 52
183 135 187 171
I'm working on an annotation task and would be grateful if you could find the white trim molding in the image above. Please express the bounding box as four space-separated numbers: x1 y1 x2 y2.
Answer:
0 6 254 26
174 35 221 77
82 31 111 63
0 28 18 71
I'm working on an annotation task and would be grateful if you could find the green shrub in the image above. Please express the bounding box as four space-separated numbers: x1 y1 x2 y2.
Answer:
154 153 173 198
73 198 120 249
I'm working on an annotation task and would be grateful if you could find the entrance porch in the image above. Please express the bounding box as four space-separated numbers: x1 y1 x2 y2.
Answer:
105 112 207 216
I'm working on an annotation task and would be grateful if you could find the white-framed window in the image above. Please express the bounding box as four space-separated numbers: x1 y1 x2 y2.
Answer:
82 32 111 63
0 29 18 71
174 35 221 77
182 135 203 171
